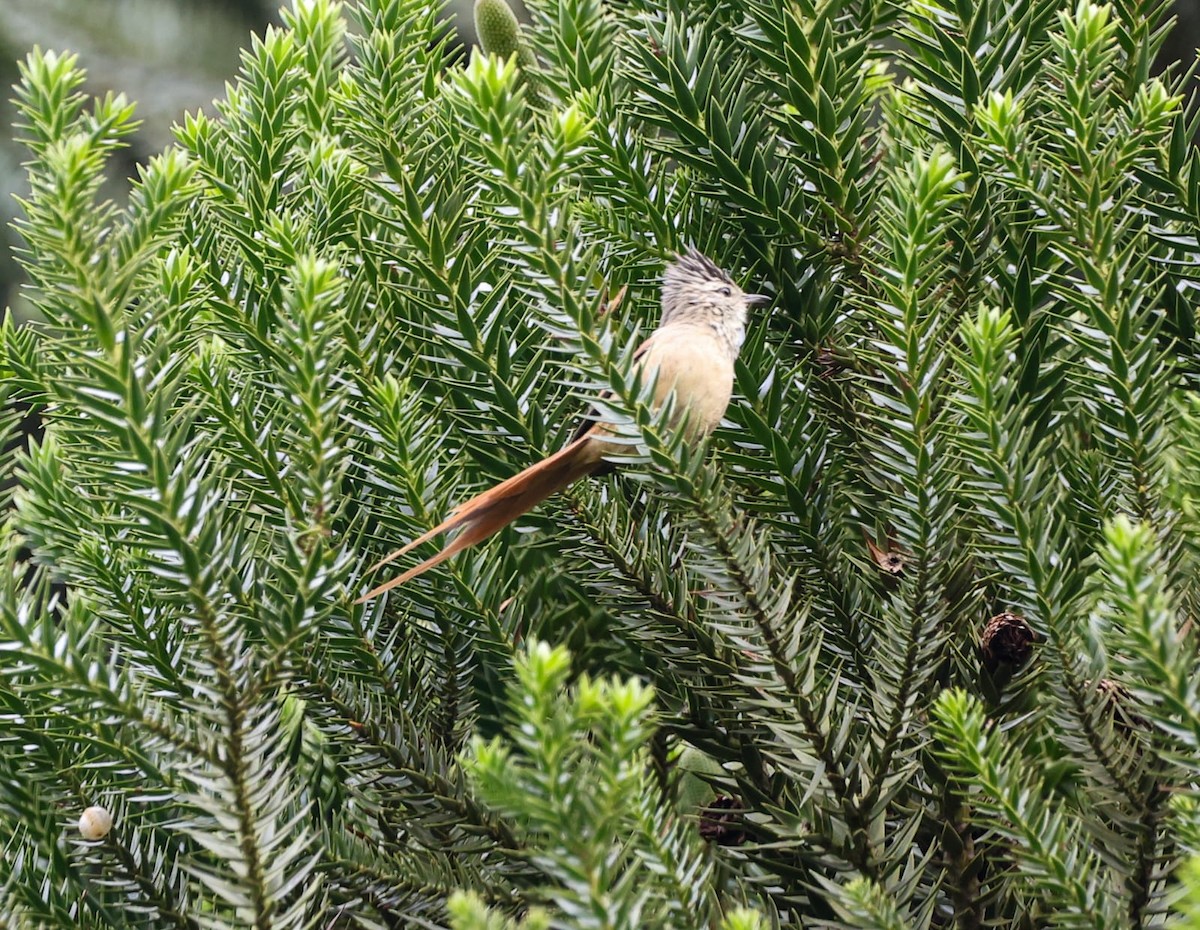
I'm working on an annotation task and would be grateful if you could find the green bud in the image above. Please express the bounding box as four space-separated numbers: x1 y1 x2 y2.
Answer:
720 909 766 930
1059 0 1114 58
913 147 963 208
975 89 1023 154
1133 79 1181 138
554 99 593 154
517 640 572 695
1075 0 1112 48
446 891 491 928
458 49 520 109
605 676 655 722
447 891 549 930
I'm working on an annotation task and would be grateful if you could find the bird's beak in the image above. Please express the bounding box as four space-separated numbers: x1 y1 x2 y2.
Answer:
745 293 772 307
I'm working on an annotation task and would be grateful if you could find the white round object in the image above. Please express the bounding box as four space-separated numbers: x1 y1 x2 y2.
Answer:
78 805 113 840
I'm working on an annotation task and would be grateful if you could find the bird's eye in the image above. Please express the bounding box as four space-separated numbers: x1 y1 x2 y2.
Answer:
720 286 732 297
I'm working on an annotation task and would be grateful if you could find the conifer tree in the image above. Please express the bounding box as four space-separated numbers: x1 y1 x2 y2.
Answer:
2 0 1200 926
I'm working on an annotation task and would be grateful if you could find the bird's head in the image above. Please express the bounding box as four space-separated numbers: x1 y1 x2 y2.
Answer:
660 249 770 345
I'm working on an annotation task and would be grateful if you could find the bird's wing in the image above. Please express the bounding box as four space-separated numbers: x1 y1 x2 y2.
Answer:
569 331 657 443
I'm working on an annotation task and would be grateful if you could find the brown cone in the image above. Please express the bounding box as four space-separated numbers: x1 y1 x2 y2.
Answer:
980 612 1036 671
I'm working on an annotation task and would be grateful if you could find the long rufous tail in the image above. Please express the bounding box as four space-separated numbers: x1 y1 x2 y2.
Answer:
355 437 601 601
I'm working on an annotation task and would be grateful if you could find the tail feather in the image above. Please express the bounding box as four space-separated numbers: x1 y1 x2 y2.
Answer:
356 437 599 601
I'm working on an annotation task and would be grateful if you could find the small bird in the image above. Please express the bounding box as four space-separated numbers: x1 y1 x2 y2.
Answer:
357 250 768 601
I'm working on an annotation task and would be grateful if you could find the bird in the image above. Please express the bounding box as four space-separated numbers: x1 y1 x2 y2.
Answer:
356 250 769 601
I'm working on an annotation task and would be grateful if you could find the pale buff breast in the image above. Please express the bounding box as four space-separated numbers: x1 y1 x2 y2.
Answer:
643 324 736 437
584 323 734 451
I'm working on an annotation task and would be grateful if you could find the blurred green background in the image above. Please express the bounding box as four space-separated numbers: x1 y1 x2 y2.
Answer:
0 0 1194 318
0 0 479 318
0 0 277 317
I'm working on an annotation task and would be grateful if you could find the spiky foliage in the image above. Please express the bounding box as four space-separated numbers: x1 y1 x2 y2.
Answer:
2 0 1200 925
450 641 734 929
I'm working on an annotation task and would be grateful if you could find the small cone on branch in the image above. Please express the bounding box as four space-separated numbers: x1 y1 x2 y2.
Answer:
474 0 544 103
474 0 521 58
699 795 749 847
980 612 1037 671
